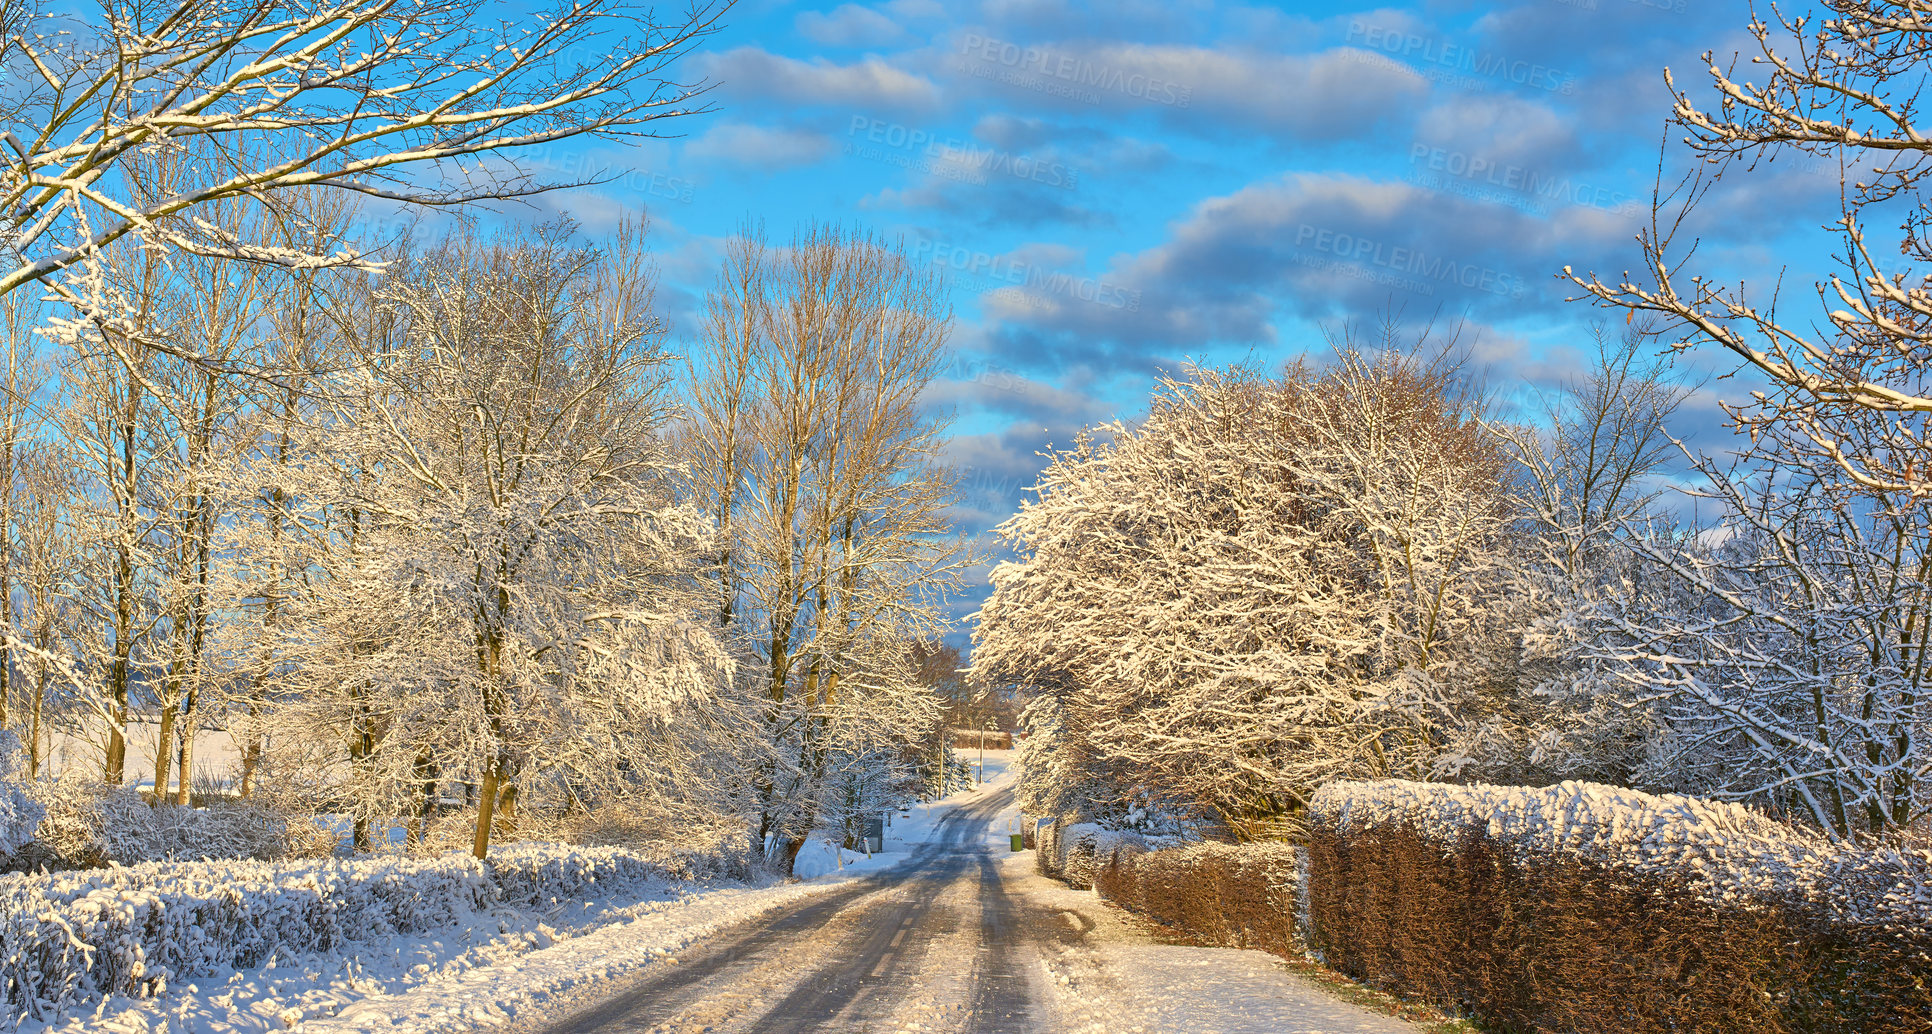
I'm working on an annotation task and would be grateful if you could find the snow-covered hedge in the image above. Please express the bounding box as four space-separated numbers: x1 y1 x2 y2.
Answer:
1094 839 1300 958
1305 779 1932 1034
0 842 680 1021
1035 819 1146 889
22 778 315 869
1308 779 1932 926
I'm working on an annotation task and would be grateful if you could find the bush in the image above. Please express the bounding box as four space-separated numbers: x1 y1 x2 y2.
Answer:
0 733 42 860
1035 819 1100 886
0 841 679 1021
1094 840 1300 958
23 778 310 869
1305 779 1932 1034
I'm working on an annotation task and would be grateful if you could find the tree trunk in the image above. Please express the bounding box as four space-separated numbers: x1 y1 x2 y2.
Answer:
238 692 262 797
174 698 194 806
152 702 177 804
472 766 501 860
774 835 806 876
27 658 43 780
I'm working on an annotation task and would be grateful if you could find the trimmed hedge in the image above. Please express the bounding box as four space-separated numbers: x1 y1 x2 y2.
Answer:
1306 780 1932 1034
1094 840 1300 958
1033 779 1932 1033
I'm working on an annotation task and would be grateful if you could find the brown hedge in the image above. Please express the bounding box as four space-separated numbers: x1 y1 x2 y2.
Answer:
1093 840 1301 958
1304 824 1932 1034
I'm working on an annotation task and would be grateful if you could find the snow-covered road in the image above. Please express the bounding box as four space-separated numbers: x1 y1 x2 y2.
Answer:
520 778 1416 1034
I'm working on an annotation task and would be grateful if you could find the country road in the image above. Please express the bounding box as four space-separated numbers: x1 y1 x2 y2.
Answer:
518 781 1417 1034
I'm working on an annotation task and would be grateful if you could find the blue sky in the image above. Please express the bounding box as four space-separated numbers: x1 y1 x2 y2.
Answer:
482 0 1849 630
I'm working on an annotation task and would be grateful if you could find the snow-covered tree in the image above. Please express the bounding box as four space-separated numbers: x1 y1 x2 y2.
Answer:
1561 6 1932 838
0 0 729 319
1569 2 1932 500
976 344 1520 834
1451 328 1696 785
1579 443 1932 839
253 221 734 858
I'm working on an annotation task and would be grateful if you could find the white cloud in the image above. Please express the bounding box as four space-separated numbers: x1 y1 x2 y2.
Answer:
685 123 833 168
796 4 912 48
698 47 942 112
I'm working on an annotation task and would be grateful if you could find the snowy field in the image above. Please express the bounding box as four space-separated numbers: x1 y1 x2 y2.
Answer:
21 760 1017 1034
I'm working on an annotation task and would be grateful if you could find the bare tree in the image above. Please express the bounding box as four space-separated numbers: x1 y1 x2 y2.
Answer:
52 235 173 784
686 223 964 874
1560 3 1932 838
0 0 731 321
0 290 52 736
13 445 73 780
1566 3 1932 497
1496 324 1696 581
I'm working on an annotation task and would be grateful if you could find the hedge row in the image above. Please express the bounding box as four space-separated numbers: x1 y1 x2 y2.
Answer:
1093 840 1300 958
1303 779 1932 1034
1033 779 1932 1034
0 842 679 1021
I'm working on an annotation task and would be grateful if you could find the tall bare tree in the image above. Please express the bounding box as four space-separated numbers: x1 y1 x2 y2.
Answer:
686 224 964 873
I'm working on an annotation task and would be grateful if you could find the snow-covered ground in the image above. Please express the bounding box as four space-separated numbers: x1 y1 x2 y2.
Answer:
791 750 1017 878
1010 850 1414 1034
22 757 1017 1034
19 753 1429 1034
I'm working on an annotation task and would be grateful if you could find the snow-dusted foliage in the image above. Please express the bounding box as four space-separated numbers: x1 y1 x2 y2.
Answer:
1573 437 1932 838
1310 779 1932 923
0 841 680 1021
0 733 42 858
25 778 304 868
978 350 1519 829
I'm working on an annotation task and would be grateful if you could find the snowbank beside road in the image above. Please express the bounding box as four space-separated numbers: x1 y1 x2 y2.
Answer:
18 754 1026 1034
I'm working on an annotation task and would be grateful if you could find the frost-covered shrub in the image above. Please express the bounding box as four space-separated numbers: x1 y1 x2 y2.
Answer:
1305 779 1932 1034
0 732 43 859
25 778 298 868
1034 819 1154 890
1035 818 1100 884
0 841 678 1022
